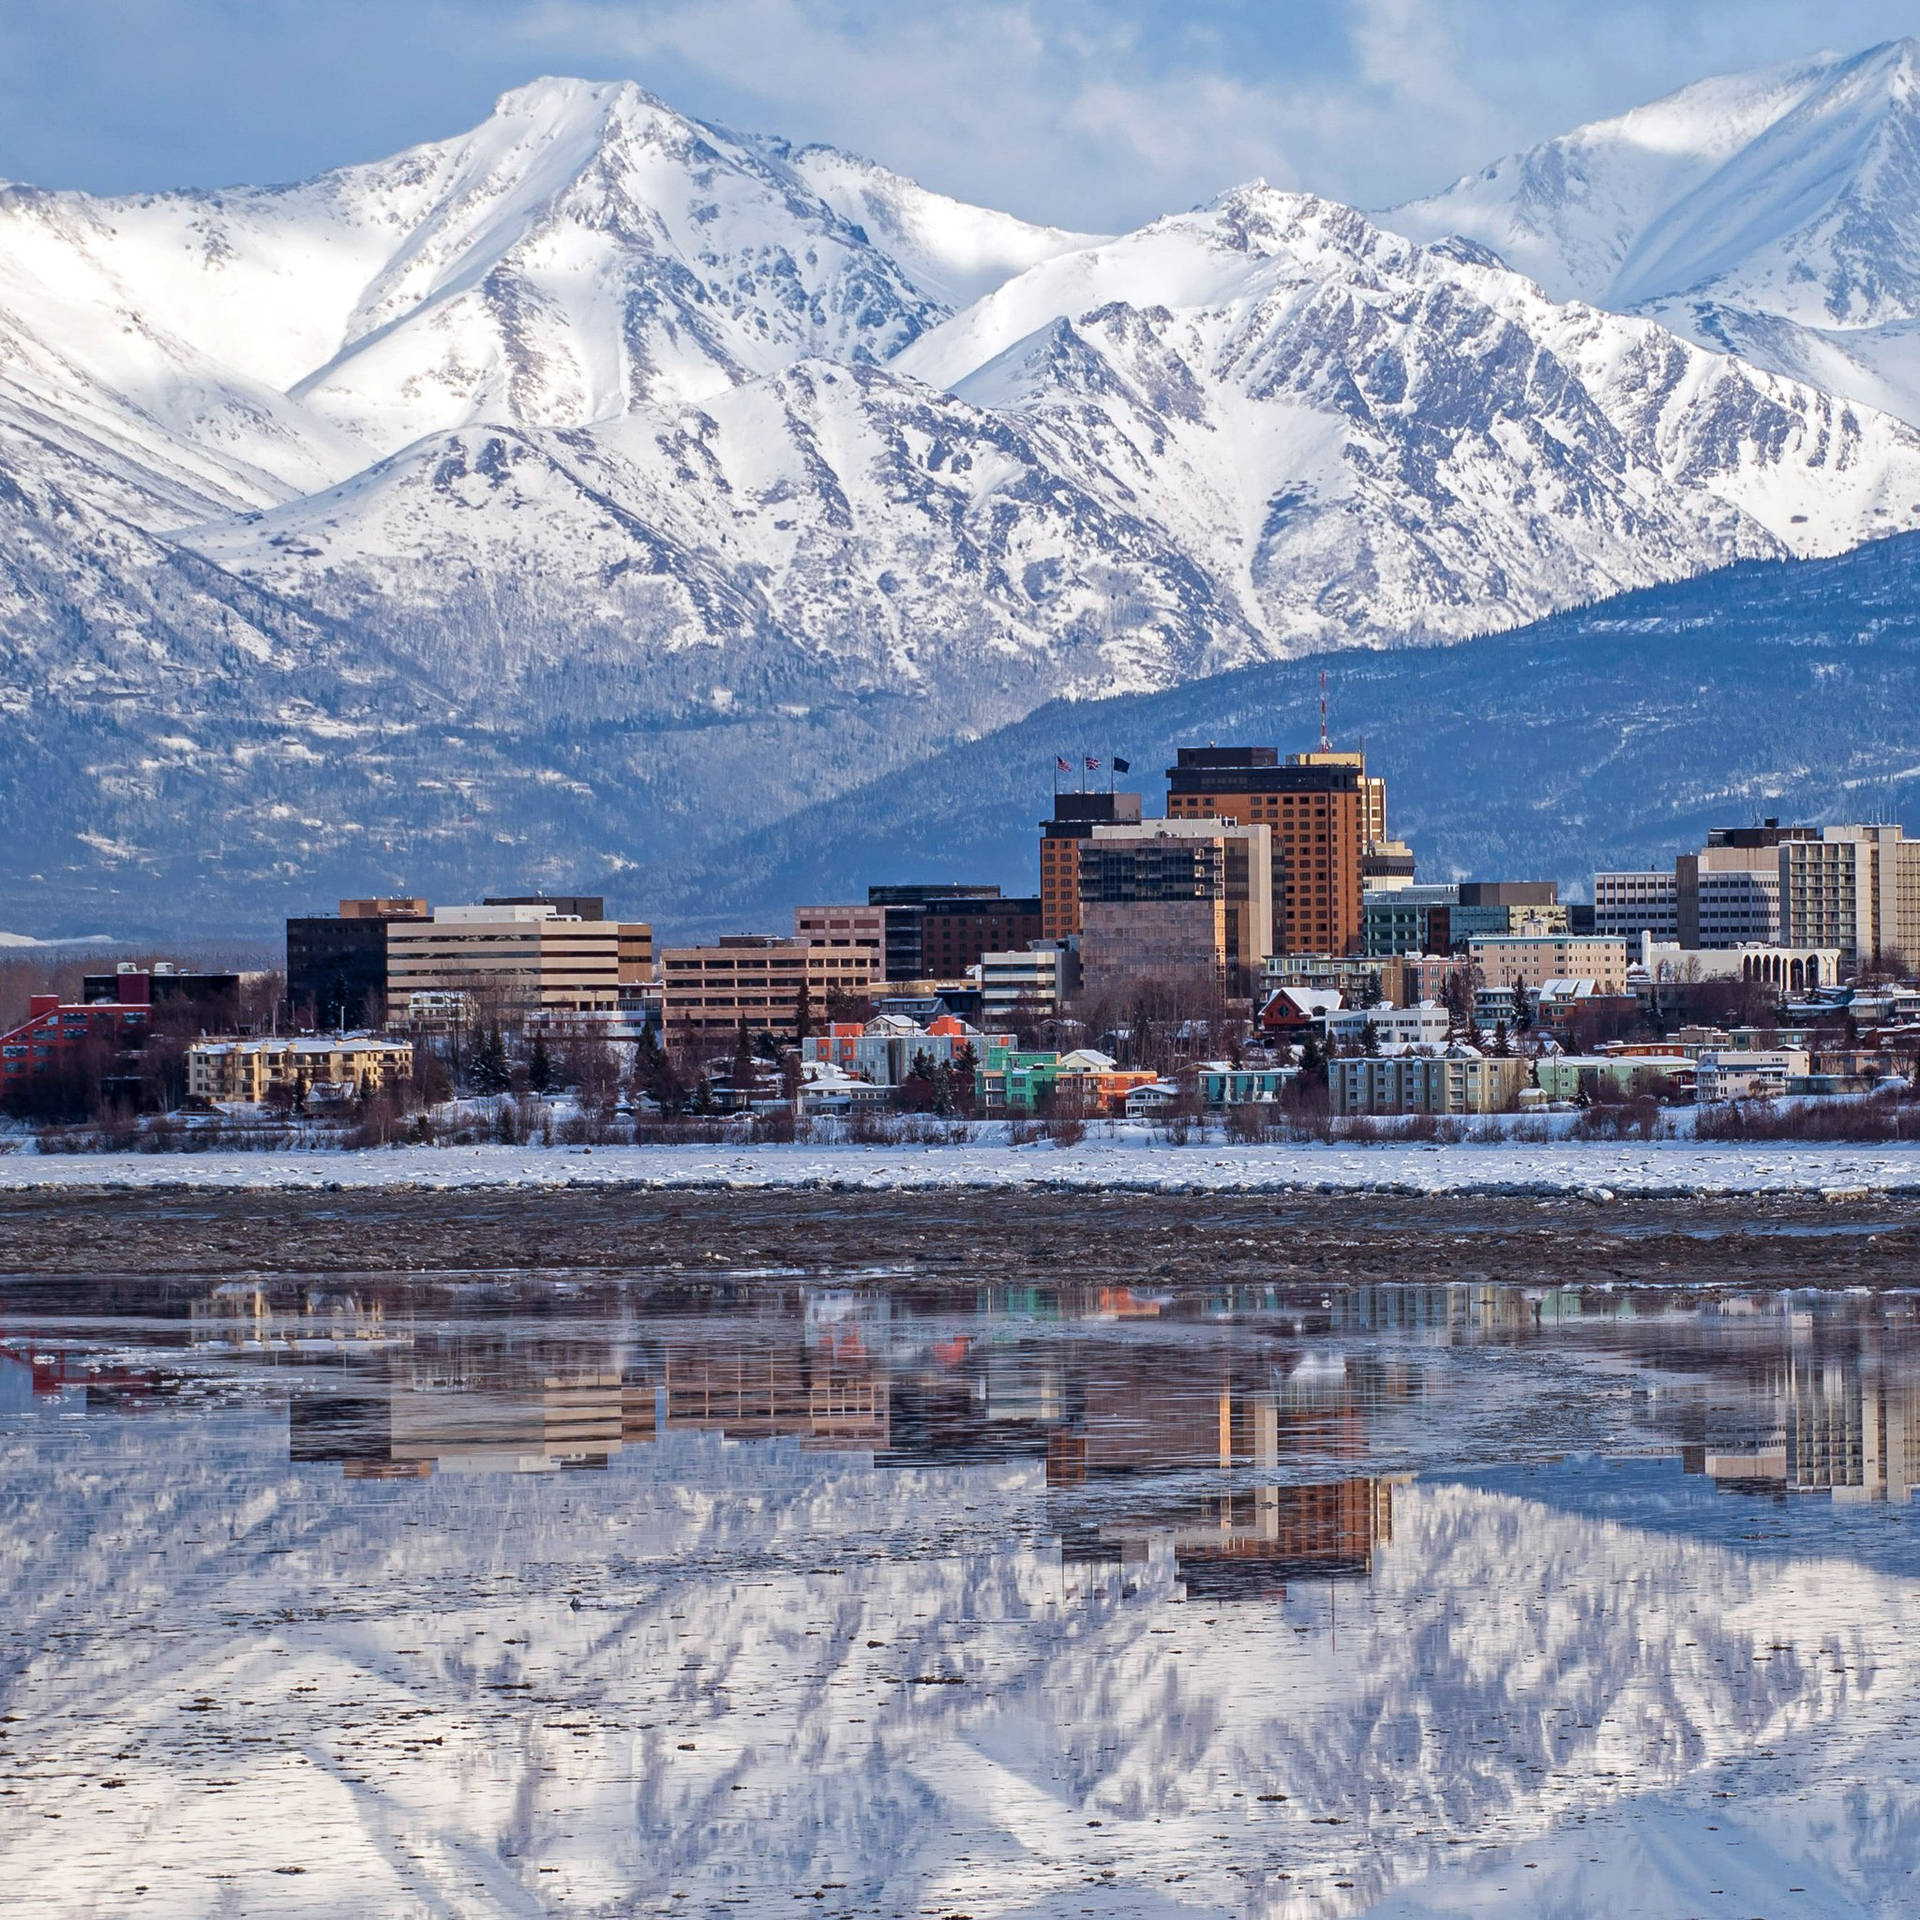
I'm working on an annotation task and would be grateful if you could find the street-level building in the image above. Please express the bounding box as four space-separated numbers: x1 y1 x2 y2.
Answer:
1196 1062 1297 1106
979 944 1076 1023
1694 1049 1813 1101
0 991 150 1087
1323 1002 1451 1048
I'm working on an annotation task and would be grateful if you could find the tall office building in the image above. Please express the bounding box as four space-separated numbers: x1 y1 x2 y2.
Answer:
865 884 1036 981
1078 819 1274 992
287 897 430 1030
1677 823 1815 947
1039 790 1142 940
1164 746 1365 955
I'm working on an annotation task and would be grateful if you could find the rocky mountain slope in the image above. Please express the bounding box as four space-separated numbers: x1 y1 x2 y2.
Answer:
1388 39 1920 425
6 60 1920 931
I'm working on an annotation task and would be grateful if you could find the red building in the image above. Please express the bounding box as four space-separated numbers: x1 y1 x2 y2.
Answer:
0 974 152 1086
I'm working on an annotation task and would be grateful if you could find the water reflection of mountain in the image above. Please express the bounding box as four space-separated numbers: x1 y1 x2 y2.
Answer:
5 1401 1920 1919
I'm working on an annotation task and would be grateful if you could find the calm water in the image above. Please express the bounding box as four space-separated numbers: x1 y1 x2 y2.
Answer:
4 1267 1920 1917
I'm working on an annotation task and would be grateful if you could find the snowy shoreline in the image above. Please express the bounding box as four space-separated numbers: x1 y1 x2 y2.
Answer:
3 1136 1920 1197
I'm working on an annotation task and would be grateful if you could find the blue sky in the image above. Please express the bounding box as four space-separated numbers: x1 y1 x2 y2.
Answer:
3 1 1917 228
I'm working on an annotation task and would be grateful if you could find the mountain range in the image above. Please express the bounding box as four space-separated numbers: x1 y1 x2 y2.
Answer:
6 49 1920 935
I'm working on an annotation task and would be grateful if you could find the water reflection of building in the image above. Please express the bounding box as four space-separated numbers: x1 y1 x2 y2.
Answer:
1068 1479 1399 1600
190 1283 410 1354
1693 1364 1919 1501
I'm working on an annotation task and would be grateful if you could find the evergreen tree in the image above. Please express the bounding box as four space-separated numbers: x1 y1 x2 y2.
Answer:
527 1030 554 1094
1492 1020 1511 1056
1298 1033 1327 1087
793 983 813 1043
731 1020 755 1097
949 1041 979 1118
901 1047 938 1112
470 1026 511 1095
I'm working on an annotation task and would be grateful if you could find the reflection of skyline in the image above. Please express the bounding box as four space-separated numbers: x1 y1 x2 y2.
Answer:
8 1280 1920 1917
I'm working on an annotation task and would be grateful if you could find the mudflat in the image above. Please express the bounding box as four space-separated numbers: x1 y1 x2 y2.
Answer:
1 1187 1916 1288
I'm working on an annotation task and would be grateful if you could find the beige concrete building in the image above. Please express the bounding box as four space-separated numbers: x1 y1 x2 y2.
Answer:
1079 819 1274 991
661 936 876 1043
793 904 887 961
386 904 652 1021
188 1035 414 1104
1468 933 1629 994
1779 826 1920 971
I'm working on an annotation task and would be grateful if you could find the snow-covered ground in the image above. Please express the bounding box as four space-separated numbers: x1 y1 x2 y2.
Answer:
3 1134 1919 1196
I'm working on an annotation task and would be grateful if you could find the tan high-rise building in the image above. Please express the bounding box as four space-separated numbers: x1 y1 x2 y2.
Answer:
660 936 876 1043
386 904 652 1020
1165 746 1365 954
1779 825 1920 971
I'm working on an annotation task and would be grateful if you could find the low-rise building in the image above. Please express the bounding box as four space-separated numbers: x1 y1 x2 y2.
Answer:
1197 1062 1296 1107
1531 1053 1693 1102
1330 1051 1531 1116
0 990 151 1089
187 1035 414 1105
979 944 1076 1024
974 1045 1159 1116
1324 1002 1450 1049
1694 1048 1812 1101
1469 933 1629 994
661 936 876 1043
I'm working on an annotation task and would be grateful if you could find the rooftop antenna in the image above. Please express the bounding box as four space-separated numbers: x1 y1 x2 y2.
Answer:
1318 670 1331 753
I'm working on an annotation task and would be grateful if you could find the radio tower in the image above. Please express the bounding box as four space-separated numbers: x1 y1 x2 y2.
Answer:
1318 670 1331 752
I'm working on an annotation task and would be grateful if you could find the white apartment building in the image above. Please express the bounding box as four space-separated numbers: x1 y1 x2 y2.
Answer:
1695 1049 1811 1101
1593 871 1678 943
979 946 1072 1023
1323 1002 1451 1048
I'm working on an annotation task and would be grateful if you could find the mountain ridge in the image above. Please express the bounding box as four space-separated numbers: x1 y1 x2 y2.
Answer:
5 55 1920 932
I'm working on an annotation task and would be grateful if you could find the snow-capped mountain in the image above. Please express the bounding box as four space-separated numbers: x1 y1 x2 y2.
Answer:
1388 39 1920 425
6 61 1920 928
